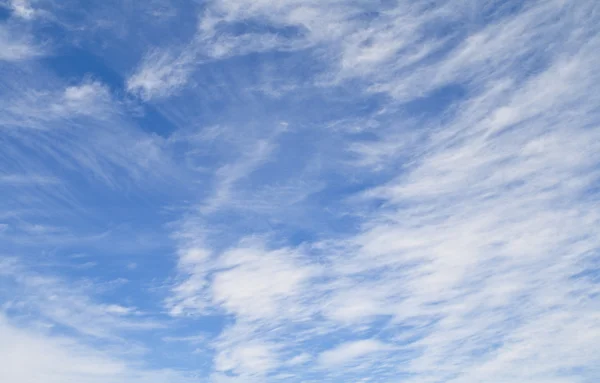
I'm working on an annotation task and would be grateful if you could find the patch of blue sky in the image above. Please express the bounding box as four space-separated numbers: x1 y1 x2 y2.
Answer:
0 6 11 21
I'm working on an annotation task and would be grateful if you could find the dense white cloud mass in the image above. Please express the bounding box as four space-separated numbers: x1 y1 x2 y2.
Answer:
0 0 599 383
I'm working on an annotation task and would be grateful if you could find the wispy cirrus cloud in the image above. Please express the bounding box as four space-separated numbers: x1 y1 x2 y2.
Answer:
0 258 160 339
0 24 43 61
6 0 37 19
0 312 194 383
318 339 393 368
1 78 177 189
161 2 600 383
1 0 599 382
126 48 199 101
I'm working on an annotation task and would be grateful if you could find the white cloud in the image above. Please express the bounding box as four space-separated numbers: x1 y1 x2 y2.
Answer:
211 246 313 318
2 81 115 127
1 77 179 190
0 313 193 383
321 282 390 324
0 174 59 185
162 334 206 344
162 3 600 382
201 138 276 214
0 314 125 383
125 0 445 100
0 258 160 339
285 352 311 366
2 0 598 382
0 25 42 61
62 82 113 114
318 339 392 368
126 48 198 101
9 0 37 19
104 304 135 315
214 340 278 375
169 240 317 320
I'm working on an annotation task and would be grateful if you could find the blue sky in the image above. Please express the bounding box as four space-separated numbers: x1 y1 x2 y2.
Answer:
0 0 599 382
